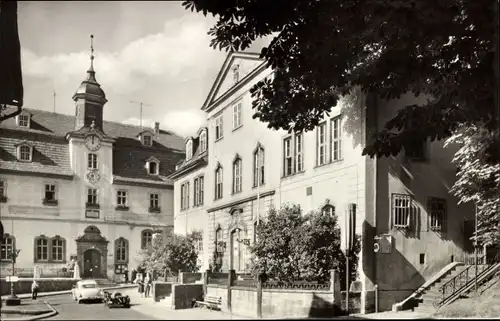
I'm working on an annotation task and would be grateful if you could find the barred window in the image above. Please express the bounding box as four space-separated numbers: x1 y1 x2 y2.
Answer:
392 194 412 228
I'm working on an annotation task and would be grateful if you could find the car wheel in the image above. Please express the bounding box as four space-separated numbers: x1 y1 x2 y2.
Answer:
77 299 82 304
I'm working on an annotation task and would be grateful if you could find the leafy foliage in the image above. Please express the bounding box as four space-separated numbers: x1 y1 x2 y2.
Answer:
140 231 199 275
182 0 498 159
251 204 360 288
445 125 500 246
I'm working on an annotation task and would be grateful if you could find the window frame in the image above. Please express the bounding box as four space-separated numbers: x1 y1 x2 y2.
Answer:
141 230 153 249
18 144 32 162
428 197 447 232
186 140 193 161
0 179 5 199
115 237 129 263
18 114 30 127
283 137 293 177
215 164 223 200
330 116 342 162
34 236 50 263
44 183 57 202
194 175 204 207
149 192 160 211
295 133 304 172
50 236 66 262
215 227 224 253
322 204 335 216
117 190 128 207
392 193 413 228
253 145 265 188
87 188 98 205
148 160 159 175
199 130 207 154
232 102 242 130
232 156 242 194
143 134 152 146
316 122 327 166
1 234 15 261
87 153 98 170
215 115 224 141
180 181 190 211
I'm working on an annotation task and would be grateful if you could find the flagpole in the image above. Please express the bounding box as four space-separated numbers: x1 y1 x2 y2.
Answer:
257 146 261 225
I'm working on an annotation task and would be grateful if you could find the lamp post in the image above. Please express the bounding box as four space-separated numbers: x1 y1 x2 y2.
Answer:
5 248 21 306
474 204 478 292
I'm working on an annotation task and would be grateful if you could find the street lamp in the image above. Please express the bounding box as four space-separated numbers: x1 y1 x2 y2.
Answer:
5 248 21 306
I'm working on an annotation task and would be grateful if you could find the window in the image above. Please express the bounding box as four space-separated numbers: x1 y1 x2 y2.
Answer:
186 140 193 161
215 165 223 200
233 102 242 129
283 137 293 176
295 133 304 172
233 157 242 194
115 237 128 263
117 190 127 206
392 194 412 228
331 116 342 161
215 115 224 140
180 182 190 210
51 236 65 262
0 180 6 202
253 146 265 187
88 153 98 169
215 228 224 253
149 193 160 212
1 234 14 261
143 135 152 146
194 176 204 206
44 184 57 203
18 144 32 162
18 114 30 127
148 161 159 175
87 188 98 205
322 205 335 216
428 197 447 231
317 122 327 166
405 138 427 160
35 236 49 262
232 64 240 83
141 230 153 249
199 131 207 153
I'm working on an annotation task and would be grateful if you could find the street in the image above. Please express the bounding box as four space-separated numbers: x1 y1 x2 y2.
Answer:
43 294 160 320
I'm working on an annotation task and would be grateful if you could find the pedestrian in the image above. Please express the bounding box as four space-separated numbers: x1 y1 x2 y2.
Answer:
124 268 129 284
144 272 152 298
31 280 39 300
138 273 145 298
131 268 137 284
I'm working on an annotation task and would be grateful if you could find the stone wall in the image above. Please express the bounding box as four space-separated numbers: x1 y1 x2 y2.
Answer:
0 278 79 296
180 272 202 284
171 284 204 309
152 281 172 302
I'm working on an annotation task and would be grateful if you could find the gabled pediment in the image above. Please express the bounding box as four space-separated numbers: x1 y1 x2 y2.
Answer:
14 140 33 147
137 130 155 138
146 156 160 163
202 52 264 111
196 127 208 136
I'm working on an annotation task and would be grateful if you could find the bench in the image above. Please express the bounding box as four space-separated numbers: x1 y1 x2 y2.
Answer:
195 295 222 311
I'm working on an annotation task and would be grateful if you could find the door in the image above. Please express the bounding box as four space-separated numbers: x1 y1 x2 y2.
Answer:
83 249 101 278
231 229 245 272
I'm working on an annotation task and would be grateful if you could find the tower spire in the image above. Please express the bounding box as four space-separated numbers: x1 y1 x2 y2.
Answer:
89 34 95 72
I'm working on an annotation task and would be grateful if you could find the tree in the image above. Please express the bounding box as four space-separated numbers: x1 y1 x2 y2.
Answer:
251 204 360 288
445 125 500 246
182 0 499 159
140 231 199 276
0 1 24 122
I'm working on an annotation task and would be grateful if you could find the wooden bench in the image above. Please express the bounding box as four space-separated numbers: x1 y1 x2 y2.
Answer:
195 295 222 311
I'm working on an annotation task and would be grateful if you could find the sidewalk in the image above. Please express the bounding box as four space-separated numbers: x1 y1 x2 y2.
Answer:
351 310 433 319
124 289 251 320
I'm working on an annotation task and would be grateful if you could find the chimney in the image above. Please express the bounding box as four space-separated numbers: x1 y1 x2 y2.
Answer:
154 122 160 138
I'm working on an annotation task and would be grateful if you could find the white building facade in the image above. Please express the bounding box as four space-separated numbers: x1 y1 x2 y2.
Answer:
170 52 476 313
0 54 184 281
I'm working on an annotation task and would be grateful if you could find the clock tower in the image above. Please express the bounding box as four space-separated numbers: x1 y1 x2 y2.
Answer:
72 35 107 132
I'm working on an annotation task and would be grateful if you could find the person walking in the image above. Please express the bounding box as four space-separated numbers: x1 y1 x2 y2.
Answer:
131 268 137 284
137 273 145 298
144 272 152 298
31 280 39 300
124 268 129 284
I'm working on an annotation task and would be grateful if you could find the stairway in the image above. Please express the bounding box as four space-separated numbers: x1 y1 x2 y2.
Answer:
413 264 489 313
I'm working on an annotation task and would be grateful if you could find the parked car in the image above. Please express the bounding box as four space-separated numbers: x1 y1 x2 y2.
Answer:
72 279 104 303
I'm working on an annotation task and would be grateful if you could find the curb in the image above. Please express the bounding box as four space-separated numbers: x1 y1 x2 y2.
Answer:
1 300 57 321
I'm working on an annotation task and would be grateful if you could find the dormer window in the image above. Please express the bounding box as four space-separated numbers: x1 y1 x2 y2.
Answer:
146 157 160 175
143 135 152 146
199 130 207 154
186 140 193 161
17 114 30 128
16 142 33 162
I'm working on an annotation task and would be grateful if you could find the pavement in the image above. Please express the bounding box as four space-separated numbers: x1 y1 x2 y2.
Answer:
351 310 434 319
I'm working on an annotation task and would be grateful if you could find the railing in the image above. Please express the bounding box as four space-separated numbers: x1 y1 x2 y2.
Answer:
262 280 330 290
434 258 499 308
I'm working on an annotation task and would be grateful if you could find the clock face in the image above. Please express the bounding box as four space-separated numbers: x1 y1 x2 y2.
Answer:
84 134 101 151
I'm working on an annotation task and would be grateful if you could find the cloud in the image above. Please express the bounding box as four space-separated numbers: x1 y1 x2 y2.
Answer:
121 108 206 138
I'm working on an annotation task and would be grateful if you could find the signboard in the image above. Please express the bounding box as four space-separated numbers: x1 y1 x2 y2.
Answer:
85 210 100 219
374 234 392 254
342 204 357 254
6 276 19 282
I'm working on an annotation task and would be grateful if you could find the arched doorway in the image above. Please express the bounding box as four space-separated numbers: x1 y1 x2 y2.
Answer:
83 249 101 278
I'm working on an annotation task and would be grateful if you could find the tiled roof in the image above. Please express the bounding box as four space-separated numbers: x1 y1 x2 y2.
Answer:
170 132 209 180
0 108 185 182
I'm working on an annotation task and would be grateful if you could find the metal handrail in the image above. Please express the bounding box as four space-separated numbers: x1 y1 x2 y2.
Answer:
434 261 497 308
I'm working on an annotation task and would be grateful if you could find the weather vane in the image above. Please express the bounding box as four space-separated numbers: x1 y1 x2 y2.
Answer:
90 34 94 61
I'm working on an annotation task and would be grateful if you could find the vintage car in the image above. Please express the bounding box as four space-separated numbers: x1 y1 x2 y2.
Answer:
72 279 104 303
103 290 131 308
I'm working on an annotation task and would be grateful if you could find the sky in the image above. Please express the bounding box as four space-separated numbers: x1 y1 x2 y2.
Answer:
18 1 270 138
